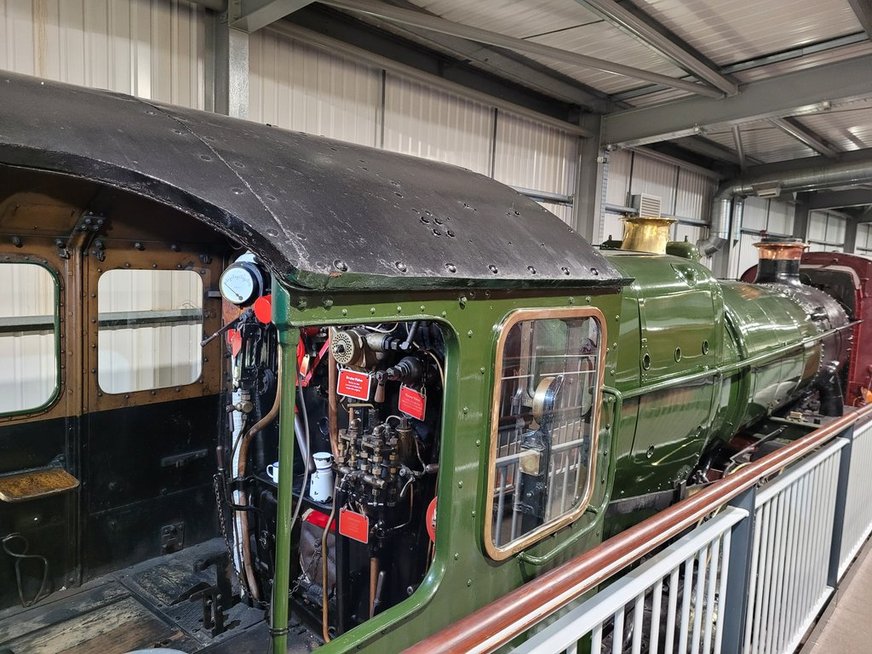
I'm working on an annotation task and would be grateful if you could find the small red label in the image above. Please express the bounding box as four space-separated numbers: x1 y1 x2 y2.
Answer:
398 385 426 420
337 368 372 401
339 508 369 544
226 328 242 357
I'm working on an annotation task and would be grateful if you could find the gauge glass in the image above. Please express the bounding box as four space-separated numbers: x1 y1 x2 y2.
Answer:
219 266 257 304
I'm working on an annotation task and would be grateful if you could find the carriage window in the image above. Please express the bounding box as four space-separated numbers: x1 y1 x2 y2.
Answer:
98 269 203 393
486 309 604 559
0 263 59 414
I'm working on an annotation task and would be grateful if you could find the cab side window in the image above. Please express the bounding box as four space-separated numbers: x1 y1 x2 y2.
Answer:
0 263 59 414
97 269 203 394
486 309 604 559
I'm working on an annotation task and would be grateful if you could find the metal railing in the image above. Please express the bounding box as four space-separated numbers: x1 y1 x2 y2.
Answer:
407 406 872 654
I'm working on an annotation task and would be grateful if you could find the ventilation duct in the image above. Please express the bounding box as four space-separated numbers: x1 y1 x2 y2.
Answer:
698 153 872 256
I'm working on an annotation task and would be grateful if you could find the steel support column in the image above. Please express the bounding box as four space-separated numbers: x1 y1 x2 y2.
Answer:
794 193 811 241
720 487 757 654
206 17 249 118
845 219 859 253
573 114 604 243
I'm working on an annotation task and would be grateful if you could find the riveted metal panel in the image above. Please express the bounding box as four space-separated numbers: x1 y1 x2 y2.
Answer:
248 28 381 147
383 75 493 175
1 71 626 290
493 112 578 197
0 0 205 108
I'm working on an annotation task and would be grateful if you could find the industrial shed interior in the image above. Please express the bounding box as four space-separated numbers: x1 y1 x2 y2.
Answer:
3 0 872 653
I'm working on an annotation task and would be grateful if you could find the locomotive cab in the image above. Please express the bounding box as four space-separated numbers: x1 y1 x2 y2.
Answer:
0 73 629 653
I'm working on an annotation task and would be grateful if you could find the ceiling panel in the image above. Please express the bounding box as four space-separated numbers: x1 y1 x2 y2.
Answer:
798 103 872 151
733 42 872 83
408 0 601 39
634 0 863 66
525 22 687 94
707 120 818 163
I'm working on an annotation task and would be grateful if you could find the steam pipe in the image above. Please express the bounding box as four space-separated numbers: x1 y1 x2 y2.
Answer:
698 155 872 255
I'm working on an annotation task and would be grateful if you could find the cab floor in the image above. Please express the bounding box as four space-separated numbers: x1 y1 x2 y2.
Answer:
0 539 319 654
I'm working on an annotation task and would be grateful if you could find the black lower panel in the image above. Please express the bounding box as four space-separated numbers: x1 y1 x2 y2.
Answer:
85 484 217 580
83 394 222 579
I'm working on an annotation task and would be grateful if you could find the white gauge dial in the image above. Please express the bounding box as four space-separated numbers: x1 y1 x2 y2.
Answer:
219 265 257 305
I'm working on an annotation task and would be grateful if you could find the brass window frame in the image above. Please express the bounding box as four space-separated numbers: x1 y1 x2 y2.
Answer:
484 306 607 561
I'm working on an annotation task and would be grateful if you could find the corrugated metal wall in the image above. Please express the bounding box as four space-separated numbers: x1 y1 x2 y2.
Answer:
857 223 872 255
0 0 206 108
248 27 380 146
732 197 797 278
247 27 579 224
601 149 717 267
807 210 847 252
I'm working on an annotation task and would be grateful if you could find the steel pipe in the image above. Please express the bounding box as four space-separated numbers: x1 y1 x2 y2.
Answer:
698 154 872 255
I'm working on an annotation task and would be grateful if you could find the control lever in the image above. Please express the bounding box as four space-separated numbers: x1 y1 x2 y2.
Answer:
201 309 252 347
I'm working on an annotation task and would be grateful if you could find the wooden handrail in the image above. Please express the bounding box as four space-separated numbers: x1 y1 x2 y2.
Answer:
405 405 872 654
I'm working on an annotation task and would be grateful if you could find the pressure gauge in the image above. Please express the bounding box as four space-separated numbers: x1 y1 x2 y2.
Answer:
219 258 266 305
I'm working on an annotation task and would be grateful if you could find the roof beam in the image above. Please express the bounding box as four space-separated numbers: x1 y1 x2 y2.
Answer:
847 0 872 37
320 0 724 98
769 116 839 158
229 0 314 32
602 55 872 146
731 126 746 170
346 0 611 111
808 188 872 210
576 0 737 95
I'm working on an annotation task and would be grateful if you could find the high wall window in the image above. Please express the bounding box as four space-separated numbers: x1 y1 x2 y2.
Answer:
486 308 604 559
0 263 59 414
98 269 203 394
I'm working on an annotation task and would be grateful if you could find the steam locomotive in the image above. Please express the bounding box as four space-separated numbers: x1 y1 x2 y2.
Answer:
0 71 866 653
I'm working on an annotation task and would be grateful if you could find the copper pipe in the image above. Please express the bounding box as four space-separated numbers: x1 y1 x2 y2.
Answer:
327 329 340 459
369 557 379 618
234 359 283 603
322 498 337 642
405 404 872 654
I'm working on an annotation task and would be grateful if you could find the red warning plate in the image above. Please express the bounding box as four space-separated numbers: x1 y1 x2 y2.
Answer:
337 368 372 401
339 508 369 544
398 385 426 421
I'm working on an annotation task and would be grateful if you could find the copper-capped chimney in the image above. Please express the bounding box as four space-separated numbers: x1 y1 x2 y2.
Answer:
753 235 808 286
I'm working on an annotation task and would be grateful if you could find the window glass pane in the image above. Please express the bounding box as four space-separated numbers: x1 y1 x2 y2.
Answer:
0 263 59 414
98 269 203 393
491 313 601 552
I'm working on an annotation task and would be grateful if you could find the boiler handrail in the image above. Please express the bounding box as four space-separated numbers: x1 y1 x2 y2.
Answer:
404 404 872 654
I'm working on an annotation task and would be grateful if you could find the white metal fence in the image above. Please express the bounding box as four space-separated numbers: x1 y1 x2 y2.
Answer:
508 417 872 654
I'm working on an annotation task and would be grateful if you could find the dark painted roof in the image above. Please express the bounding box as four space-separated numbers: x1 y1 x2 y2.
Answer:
0 71 627 291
